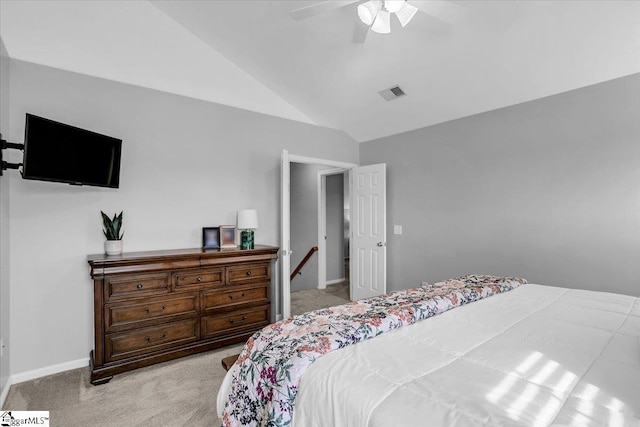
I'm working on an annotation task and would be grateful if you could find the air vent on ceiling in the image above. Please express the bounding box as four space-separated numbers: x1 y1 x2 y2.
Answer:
379 85 406 101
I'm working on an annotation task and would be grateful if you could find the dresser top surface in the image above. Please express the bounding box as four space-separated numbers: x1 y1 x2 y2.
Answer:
88 245 279 267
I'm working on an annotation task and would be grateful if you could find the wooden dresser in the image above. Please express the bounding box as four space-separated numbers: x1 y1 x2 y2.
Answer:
87 245 278 385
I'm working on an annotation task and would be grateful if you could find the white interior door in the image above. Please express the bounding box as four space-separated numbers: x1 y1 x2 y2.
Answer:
351 163 387 301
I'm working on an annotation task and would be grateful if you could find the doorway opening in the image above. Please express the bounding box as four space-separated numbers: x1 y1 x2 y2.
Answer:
289 166 350 315
280 151 356 319
281 151 386 320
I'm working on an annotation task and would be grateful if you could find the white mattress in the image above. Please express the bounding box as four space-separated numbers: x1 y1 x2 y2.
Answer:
218 284 640 426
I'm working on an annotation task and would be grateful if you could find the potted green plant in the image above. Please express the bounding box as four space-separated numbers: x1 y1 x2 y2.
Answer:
101 211 124 255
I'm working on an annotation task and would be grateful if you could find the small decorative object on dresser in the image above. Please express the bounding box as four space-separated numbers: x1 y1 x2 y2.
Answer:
202 227 220 250
101 211 123 255
87 245 279 385
237 209 258 250
219 225 236 248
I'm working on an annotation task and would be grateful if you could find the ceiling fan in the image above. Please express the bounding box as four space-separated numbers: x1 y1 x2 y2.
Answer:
289 0 466 43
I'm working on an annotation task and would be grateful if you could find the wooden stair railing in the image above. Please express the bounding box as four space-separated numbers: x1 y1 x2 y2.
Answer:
290 246 318 281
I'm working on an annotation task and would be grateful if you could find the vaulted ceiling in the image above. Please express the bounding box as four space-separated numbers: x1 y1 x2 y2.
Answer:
1 1 639 142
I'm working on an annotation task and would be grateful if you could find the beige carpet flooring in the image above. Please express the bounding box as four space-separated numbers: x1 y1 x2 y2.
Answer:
3 282 350 427
291 281 350 316
3 344 244 427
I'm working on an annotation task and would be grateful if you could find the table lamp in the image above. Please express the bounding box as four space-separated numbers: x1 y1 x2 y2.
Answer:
237 209 258 250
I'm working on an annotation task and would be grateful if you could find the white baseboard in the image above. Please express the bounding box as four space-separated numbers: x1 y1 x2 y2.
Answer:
1 378 11 408
325 278 346 286
1 357 90 407
10 357 89 385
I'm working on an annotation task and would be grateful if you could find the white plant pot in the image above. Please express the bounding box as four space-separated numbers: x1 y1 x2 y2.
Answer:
105 240 123 256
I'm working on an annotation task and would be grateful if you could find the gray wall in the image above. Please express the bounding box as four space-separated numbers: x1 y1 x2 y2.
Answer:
6 59 358 377
0 36 11 395
326 173 344 282
360 73 640 297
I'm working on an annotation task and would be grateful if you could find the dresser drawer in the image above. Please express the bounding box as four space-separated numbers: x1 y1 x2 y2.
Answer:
226 263 270 286
201 305 269 339
105 319 199 362
174 267 224 291
106 273 170 301
105 294 199 332
202 286 268 312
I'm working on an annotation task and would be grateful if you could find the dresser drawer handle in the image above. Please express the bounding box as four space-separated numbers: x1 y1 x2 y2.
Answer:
246 271 252 276
197 277 203 282
229 293 246 300
145 305 166 315
145 332 167 342
229 316 248 324
136 283 143 289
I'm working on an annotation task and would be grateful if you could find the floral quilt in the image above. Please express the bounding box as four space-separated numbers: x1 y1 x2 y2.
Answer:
221 274 527 427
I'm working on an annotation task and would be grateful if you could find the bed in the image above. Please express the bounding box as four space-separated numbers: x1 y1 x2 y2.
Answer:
217 276 640 426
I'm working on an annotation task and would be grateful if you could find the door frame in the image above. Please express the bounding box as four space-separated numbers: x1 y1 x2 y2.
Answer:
317 168 349 290
281 150 357 319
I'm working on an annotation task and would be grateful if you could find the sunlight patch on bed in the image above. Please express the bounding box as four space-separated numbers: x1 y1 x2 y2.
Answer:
516 351 544 374
608 397 623 412
608 412 626 427
486 374 519 404
486 351 542 404
569 384 628 427
529 360 559 385
485 351 629 426
531 396 562 427
554 371 576 396
506 383 540 420
576 383 599 418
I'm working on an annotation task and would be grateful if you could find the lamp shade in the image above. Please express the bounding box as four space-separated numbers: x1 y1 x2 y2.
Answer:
357 0 382 26
384 0 405 13
371 10 391 34
396 1 418 27
237 209 258 230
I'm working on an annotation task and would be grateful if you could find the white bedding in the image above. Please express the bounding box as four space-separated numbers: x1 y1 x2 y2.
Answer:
218 284 640 426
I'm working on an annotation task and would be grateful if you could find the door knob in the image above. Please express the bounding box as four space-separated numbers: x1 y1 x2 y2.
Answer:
377 242 386 247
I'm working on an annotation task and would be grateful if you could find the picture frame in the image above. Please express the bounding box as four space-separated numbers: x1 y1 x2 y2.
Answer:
202 227 220 250
220 225 237 248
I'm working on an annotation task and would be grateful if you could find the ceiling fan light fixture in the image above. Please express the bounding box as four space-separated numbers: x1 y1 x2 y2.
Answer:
384 0 405 14
371 10 391 34
396 2 418 27
357 0 383 26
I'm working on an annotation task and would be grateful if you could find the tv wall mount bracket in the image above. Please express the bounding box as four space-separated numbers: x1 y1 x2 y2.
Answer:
0 133 24 176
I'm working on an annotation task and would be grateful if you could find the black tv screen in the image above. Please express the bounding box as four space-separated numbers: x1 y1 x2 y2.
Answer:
22 114 122 188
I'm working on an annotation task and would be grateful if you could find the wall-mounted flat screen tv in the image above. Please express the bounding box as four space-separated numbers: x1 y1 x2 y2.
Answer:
22 114 122 188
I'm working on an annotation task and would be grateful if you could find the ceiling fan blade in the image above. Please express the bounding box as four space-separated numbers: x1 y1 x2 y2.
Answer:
290 1 359 21
411 0 468 24
352 19 369 43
